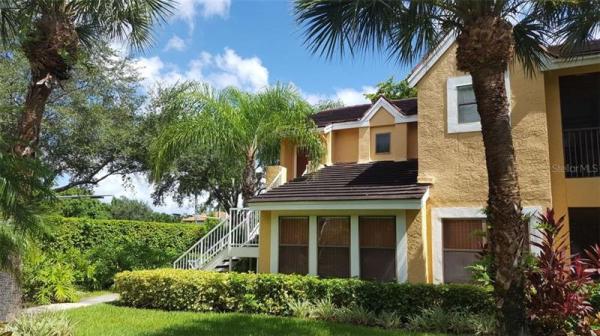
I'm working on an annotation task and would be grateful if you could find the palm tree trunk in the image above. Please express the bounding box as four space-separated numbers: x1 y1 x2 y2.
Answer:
0 269 21 322
241 151 257 206
14 72 53 157
471 70 529 335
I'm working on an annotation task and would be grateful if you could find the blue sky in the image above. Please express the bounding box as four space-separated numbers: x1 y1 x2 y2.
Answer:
96 0 414 214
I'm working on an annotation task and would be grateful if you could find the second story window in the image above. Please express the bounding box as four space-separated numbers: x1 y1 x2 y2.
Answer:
447 74 510 133
375 133 391 154
457 85 480 124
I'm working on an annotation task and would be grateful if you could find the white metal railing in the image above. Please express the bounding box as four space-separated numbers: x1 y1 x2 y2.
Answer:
230 208 260 247
173 208 259 270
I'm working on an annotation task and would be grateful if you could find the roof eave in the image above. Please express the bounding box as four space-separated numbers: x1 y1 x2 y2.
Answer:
248 198 424 211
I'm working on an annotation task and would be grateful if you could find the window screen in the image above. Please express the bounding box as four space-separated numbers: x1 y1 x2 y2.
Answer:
457 85 480 124
442 219 484 283
375 133 391 153
317 217 350 278
359 216 396 282
279 217 309 275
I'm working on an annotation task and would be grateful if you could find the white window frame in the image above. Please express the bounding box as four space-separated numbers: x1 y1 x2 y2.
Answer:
431 206 542 284
446 73 511 134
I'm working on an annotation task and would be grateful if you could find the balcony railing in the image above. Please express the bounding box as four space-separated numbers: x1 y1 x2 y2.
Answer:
563 127 600 178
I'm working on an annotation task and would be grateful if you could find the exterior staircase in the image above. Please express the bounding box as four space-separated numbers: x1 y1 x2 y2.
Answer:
173 208 260 270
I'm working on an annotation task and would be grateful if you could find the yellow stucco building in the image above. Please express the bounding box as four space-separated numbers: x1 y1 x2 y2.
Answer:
248 38 600 284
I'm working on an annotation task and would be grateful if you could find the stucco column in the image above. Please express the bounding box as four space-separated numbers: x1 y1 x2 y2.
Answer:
358 127 370 163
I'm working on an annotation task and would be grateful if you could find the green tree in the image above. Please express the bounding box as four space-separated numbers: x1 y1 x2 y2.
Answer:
42 188 111 219
0 46 148 192
151 83 324 205
0 141 53 320
0 0 174 158
109 197 177 223
364 77 416 102
294 1 599 334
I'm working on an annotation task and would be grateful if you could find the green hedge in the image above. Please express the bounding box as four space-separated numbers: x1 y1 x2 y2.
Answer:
115 269 493 319
30 216 206 290
41 216 205 254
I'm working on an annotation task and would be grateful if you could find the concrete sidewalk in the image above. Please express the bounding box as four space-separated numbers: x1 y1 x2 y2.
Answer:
24 293 119 314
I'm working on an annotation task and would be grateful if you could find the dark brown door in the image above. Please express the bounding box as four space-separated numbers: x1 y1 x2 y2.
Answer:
296 149 308 178
442 219 484 283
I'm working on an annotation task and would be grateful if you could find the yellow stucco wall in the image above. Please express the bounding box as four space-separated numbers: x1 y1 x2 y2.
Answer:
544 64 600 255
333 128 359 163
417 44 552 208
406 209 427 283
280 140 295 182
257 210 272 273
416 44 554 282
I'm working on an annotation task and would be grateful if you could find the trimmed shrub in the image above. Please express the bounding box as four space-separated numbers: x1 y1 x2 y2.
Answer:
114 269 493 319
25 216 205 295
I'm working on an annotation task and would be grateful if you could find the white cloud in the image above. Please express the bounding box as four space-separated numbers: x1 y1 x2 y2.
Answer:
174 0 231 30
164 35 187 52
133 48 269 92
301 86 376 106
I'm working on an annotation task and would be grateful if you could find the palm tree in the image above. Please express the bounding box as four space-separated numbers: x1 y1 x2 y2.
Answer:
0 0 174 157
151 83 324 206
0 141 53 321
294 1 599 334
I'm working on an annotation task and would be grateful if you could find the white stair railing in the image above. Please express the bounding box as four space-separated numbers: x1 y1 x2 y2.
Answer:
173 208 259 270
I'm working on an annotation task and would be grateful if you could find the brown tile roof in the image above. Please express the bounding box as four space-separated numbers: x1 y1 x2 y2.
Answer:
547 39 600 58
312 98 417 128
249 160 428 203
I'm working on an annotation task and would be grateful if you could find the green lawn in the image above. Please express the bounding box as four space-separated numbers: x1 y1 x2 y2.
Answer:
65 304 447 336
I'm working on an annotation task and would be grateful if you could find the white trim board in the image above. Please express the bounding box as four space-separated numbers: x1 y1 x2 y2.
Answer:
320 97 418 134
407 32 457 87
431 206 542 284
249 199 423 211
541 54 600 70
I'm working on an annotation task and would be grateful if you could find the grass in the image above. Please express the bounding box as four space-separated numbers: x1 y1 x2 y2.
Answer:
65 304 447 336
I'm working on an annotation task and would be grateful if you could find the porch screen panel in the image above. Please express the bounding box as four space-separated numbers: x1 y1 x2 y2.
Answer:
442 219 484 283
317 217 350 278
359 216 396 282
279 217 309 275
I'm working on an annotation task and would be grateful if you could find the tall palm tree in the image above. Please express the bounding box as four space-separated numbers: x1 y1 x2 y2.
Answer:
151 83 324 205
294 1 599 334
0 141 53 321
0 0 174 157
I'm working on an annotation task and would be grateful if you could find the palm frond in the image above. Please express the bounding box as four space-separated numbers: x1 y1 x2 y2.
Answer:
512 14 551 76
0 0 19 46
71 0 176 52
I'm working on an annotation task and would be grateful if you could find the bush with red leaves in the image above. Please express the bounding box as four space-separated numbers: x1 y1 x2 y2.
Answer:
527 208 595 335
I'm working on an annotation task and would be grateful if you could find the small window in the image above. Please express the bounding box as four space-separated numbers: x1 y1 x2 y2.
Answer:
375 133 391 154
447 74 510 133
457 85 480 124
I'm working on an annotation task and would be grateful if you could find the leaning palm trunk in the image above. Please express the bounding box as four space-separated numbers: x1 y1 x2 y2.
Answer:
457 18 528 335
472 71 528 335
0 269 21 322
14 73 54 157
